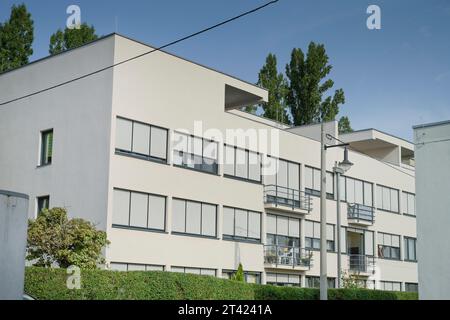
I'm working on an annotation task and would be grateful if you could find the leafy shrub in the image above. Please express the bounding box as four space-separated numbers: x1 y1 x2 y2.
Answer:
25 267 418 300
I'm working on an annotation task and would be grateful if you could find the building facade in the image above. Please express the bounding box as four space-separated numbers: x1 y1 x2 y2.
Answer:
0 34 417 291
414 120 450 299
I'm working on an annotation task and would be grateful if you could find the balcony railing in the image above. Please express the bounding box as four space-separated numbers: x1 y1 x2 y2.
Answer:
347 203 375 223
264 245 313 269
264 185 312 212
348 254 375 273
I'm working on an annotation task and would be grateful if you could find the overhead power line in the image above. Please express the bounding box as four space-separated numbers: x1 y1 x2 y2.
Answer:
0 0 279 107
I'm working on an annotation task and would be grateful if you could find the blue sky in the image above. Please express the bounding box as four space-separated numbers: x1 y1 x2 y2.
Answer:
1 0 450 141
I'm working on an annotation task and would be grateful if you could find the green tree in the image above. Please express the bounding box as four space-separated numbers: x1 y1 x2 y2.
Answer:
231 263 245 282
338 116 353 134
49 23 98 55
286 42 345 126
256 53 290 124
27 207 109 269
0 4 34 73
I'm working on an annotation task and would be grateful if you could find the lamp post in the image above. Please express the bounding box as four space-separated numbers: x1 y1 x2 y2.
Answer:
333 147 353 288
321 134 352 298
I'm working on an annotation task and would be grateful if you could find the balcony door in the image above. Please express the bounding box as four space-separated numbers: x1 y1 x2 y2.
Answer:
347 230 364 255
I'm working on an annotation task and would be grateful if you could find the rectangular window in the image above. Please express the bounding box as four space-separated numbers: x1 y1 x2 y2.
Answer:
112 188 166 231
171 266 216 277
266 273 301 287
379 281 402 292
306 276 336 289
223 207 261 242
110 262 164 272
402 192 416 216
305 220 335 251
404 237 417 261
115 117 168 162
405 283 418 293
342 176 373 207
172 198 217 237
223 145 261 183
222 270 261 284
377 232 401 260
173 132 218 174
376 185 399 213
266 214 300 247
36 195 50 215
40 129 53 166
304 166 334 199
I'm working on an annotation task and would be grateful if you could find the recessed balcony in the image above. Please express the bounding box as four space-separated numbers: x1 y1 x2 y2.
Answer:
347 203 375 226
348 254 376 276
264 245 313 271
263 185 312 214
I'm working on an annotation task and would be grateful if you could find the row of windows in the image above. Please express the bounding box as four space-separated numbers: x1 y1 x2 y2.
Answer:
171 266 216 277
113 117 415 217
110 262 165 272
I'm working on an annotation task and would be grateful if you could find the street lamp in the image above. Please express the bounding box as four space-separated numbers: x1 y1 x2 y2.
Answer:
320 134 352 300
333 147 353 288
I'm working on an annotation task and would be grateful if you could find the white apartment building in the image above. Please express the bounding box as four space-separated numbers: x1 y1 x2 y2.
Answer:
0 34 418 291
414 120 450 299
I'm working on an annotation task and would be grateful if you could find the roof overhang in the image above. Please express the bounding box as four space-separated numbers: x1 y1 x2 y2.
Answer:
224 84 268 110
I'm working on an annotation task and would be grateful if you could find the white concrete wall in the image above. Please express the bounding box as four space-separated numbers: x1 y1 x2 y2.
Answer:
0 191 29 300
414 121 450 299
0 37 115 229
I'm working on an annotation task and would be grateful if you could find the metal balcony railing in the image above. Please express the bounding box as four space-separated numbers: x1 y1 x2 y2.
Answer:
264 245 313 269
347 203 375 223
348 254 376 273
264 185 312 212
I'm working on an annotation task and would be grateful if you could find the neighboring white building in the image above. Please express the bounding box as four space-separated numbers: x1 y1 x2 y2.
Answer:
414 120 450 299
0 34 417 291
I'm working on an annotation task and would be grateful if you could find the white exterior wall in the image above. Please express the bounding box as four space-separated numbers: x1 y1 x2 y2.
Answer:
0 37 115 229
0 34 417 289
414 121 450 299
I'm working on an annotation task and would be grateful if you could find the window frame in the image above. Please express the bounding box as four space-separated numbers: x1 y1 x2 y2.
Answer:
223 144 262 184
341 176 374 207
36 195 50 216
115 116 169 164
377 232 401 261
171 197 218 238
110 262 165 272
112 188 167 233
402 191 416 217
305 220 336 252
39 129 53 166
404 237 417 262
172 131 219 175
376 184 400 214
171 266 216 277
304 166 335 199
222 206 262 243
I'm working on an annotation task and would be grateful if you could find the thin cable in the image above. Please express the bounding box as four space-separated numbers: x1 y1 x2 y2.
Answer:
0 0 279 107
415 138 450 146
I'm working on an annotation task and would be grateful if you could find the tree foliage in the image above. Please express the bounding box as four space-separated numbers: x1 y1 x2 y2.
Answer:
27 207 109 269
49 23 98 55
0 4 34 73
231 263 245 282
256 53 290 124
286 42 345 126
338 116 353 134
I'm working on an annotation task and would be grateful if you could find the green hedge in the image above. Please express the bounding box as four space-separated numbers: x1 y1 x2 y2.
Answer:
25 267 418 300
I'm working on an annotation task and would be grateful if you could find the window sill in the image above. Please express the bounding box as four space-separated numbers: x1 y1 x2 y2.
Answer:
173 164 219 176
171 231 219 240
403 259 418 263
223 174 262 185
376 208 401 215
377 257 401 261
403 213 416 218
112 225 167 234
115 150 168 165
36 163 52 169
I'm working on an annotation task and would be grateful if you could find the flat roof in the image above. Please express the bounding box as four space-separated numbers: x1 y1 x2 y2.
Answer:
413 119 450 130
0 32 267 95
